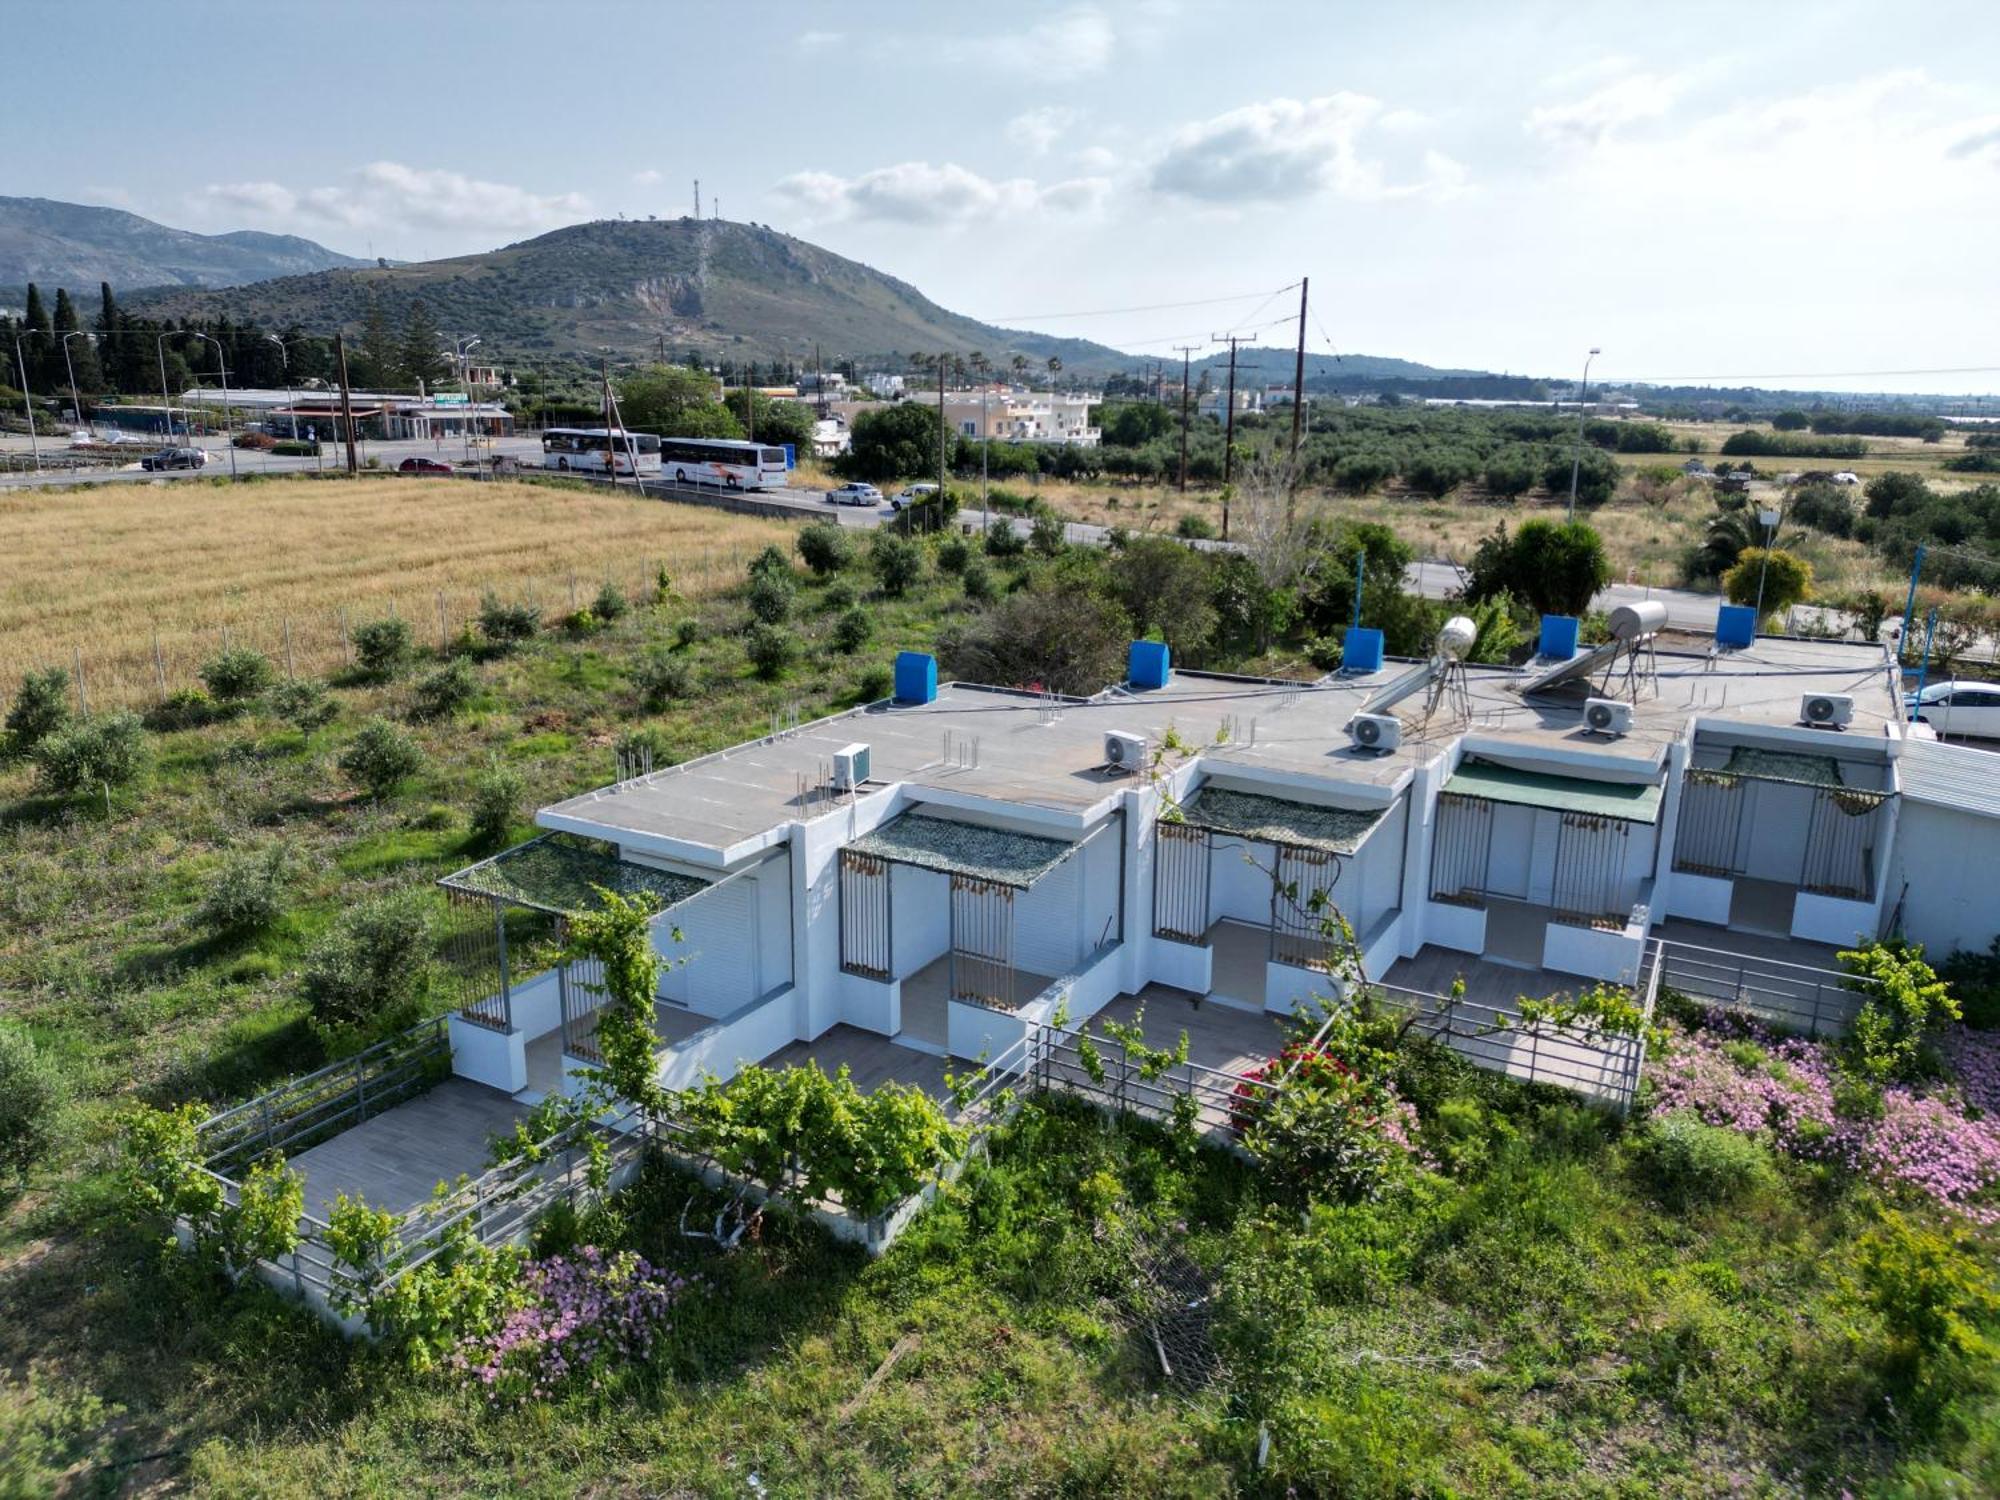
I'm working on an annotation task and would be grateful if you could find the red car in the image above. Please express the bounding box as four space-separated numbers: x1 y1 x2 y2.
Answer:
398 456 454 475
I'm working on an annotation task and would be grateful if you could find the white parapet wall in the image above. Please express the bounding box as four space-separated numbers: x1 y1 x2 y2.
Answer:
450 1013 525 1094
656 986 799 1093
1792 891 1878 949
1264 961 1332 1016
1146 936 1213 994
1542 918 1646 987
1664 870 1734 925
1423 900 1487 956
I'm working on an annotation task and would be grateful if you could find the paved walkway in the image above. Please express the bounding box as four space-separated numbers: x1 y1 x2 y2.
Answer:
287 1078 526 1218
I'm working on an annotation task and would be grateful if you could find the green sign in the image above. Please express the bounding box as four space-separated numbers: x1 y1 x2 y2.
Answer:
432 392 469 406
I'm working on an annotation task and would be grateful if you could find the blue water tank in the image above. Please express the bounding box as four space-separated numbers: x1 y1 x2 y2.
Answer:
1342 627 1385 674
1715 604 1757 648
1538 614 1581 659
1128 639 1171 690
893 651 937 704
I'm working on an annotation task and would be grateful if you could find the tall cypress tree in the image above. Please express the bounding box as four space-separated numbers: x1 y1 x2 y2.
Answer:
397 299 446 390
21 284 50 387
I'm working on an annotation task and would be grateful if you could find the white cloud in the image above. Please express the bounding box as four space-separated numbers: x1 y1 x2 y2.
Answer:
958 6 1115 79
631 168 664 186
195 162 588 238
772 160 1106 225
1150 94 1461 204
1524 70 1690 148
1074 145 1120 173
796 29 842 50
1006 106 1078 154
1943 117 2000 160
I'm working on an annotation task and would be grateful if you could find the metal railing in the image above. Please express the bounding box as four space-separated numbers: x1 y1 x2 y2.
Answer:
196 1018 450 1178
1654 938 1859 1039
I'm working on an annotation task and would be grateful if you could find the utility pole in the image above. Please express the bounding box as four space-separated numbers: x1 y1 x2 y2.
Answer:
1173 344 1198 492
193 332 237 480
1212 333 1240 538
601 360 618 480
60 330 89 435
692 178 700 218
936 350 947 507
334 332 359 475
1565 346 1601 523
155 332 175 442
9 336 40 473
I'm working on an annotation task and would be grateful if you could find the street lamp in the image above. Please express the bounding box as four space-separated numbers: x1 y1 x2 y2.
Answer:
9 336 41 473
1752 503 1783 626
190 332 238 479
264 334 297 441
156 331 178 440
60 330 92 437
1565 346 1601 522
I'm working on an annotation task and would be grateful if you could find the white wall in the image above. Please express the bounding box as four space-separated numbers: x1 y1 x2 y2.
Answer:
1738 780 1814 883
450 1015 523 1094
1889 803 2000 958
1357 800 1408 935
657 880 758 1016
1015 855 1084 978
890 863 950 977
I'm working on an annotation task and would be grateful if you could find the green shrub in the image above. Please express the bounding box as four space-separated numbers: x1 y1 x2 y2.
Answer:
1841 940 1958 1084
195 844 292 935
855 666 892 701
34 712 146 795
0 1023 65 1182
299 891 432 1038
821 579 858 612
1029 512 1067 556
6 666 71 748
832 607 872 654
266 675 335 732
1638 1115 1777 1209
935 535 971 575
563 607 601 636
469 761 523 848
672 617 701 650
338 718 423 800
985 518 1026 557
745 623 795 679
1937 938 2000 1029
591 580 628 622
747 569 795 624
797 521 853 576
198 646 275 703
870 534 924 596
1176 513 1217 540
631 647 693 709
1855 1211 1999 1422
351 616 414 678
146 687 214 732
409 657 477 720
961 557 996 602
477 593 540 648
747 544 791 581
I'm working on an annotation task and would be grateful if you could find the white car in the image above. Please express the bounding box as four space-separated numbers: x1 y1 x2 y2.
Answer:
824 482 883 507
891 483 939 512
1906 679 2000 739
1830 471 1861 486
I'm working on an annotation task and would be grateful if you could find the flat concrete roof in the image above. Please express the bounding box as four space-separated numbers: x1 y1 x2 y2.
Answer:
537 636 1902 862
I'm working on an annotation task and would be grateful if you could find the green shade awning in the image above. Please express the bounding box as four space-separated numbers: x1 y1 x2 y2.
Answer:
846 811 1076 889
1441 761 1663 824
1178 786 1385 854
442 834 710 916
1722 746 1844 788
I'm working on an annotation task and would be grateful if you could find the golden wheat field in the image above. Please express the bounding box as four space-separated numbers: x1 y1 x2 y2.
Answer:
0 476 790 708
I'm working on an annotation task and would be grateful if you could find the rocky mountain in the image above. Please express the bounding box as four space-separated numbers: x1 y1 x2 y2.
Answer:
0 196 368 291
124 217 1132 372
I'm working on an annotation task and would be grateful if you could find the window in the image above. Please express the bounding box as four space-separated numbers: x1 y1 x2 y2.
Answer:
961 421 976 436
761 448 786 465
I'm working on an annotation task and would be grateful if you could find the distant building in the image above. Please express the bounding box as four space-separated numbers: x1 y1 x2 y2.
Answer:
1197 388 1262 418
811 416 850 458
862 372 906 398
908 387 1100 446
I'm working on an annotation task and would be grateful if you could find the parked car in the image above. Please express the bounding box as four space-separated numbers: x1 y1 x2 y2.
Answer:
1830 471 1861 486
140 446 208 471
1905 680 2000 740
398 456 454 475
891 482 939 512
825 482 883 506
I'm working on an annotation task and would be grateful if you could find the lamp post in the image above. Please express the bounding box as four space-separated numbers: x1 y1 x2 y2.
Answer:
60 330 91 437
449 335 481 465
264 334 296 441
1752 502 1783 625
1565 346 1601 522
191 332 238 479
9 336 40 473
156 331 177 440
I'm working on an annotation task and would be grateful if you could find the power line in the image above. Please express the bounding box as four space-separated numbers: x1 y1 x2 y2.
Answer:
983 284 1299 324
1604 364 2000 384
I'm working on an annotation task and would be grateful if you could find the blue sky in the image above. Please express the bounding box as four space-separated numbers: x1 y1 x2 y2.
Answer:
20 0 2000 391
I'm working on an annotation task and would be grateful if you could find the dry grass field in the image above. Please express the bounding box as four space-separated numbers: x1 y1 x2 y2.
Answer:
0 475 789 707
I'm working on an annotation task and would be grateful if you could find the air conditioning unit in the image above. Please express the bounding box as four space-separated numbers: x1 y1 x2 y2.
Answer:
1347 713 1402 753
1583 697 1634 737
1103 730 1149 774
1800 693 1854 728
832 742 871 790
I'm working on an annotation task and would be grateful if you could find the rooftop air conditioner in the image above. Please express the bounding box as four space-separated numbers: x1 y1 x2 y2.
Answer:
832 743 871 790
1347 713 1402 753
1800 693 1854 728
1103 730 1148 774
1583 697 1634 737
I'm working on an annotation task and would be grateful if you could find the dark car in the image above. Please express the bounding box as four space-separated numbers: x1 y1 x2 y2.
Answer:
398 456 455 475
140 446 208 471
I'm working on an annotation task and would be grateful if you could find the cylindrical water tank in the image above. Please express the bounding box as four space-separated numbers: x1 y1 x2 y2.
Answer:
1609 600 1669 640
1437 615 1477 659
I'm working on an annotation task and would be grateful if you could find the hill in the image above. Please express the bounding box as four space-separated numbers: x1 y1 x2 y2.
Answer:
123 218 1133 372
0 196 367 292
1186 347 1483 384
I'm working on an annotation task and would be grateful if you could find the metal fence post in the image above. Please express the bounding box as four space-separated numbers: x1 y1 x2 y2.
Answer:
355 1056 369 1123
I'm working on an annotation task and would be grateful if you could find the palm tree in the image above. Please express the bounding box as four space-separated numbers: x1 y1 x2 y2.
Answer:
969 351 990 383
1010 353 1029 386
1046 356 1064 437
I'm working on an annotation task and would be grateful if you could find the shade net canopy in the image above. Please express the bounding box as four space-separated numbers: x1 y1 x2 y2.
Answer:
846 811 1077 889
1177 786 1385 854
1440 761 1663 825
441 833 710 917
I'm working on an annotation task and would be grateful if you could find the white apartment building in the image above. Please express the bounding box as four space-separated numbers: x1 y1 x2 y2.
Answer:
909 387 1101 446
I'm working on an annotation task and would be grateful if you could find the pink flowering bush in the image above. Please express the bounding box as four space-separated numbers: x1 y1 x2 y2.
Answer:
1649 1012 2000 1224
1938 1025 2000 1116
450 1247 694 1404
